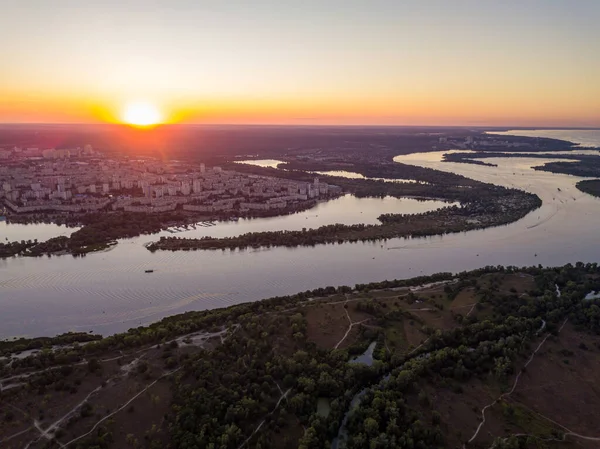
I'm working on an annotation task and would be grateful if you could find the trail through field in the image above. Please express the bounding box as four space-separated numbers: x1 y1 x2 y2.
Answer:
334 304 369 349
464 317 567 448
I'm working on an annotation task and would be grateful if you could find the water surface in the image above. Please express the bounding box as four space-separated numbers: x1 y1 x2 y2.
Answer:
157 194 454 239
349 342 377 366
488 129 600 148
0 222 78 243
2 131 600 338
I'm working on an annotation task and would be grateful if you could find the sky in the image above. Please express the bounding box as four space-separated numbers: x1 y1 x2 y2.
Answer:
1 0 599 126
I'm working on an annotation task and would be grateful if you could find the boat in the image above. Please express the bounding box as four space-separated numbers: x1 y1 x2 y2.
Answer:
145 269 154 273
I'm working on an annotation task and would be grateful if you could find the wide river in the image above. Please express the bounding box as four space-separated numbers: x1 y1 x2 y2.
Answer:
1 130 599 338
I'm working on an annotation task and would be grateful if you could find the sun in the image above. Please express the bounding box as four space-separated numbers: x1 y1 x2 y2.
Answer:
122 102 162 127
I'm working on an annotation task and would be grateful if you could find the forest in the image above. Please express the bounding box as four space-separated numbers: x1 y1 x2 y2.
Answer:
2 263 600 448
576 179 600 198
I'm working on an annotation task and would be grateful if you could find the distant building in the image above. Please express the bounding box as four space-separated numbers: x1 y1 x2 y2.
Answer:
192 179 202 193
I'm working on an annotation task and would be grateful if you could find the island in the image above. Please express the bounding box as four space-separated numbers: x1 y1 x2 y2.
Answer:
1 129 555 258
146 158 541 252
576 179 600 198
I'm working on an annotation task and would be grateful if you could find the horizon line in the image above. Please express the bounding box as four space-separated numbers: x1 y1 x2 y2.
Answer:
0 122 599 130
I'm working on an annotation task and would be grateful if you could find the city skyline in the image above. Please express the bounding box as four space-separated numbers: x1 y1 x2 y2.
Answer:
2 0 599 127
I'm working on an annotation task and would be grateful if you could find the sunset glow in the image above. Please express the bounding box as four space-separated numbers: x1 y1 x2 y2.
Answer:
1 1 599 127
122 102 162 127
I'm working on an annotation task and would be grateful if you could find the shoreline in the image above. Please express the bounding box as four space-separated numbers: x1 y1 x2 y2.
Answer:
146 192 541 252
0 194 342 259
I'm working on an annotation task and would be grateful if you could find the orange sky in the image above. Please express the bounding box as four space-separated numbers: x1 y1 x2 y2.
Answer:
1 1 599 127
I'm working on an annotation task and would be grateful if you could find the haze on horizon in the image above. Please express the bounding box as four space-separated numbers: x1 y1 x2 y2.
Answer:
1 0 599 127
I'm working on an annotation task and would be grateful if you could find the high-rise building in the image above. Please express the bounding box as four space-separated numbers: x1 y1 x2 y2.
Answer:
192 179 202 193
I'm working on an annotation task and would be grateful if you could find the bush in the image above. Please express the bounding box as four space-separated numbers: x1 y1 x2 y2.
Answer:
87 358 101 373
136 361 149 374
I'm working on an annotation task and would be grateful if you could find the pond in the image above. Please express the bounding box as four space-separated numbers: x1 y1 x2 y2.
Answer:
585 291 600 300
349 341 377 366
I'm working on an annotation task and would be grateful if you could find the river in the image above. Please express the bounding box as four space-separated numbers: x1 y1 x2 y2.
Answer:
157 194 454 238
1 130 599 338
0 222 79 243
487 129 600 148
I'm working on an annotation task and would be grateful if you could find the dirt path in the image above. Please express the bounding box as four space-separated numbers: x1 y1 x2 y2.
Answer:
24 384 104 448
489 400 600 448
489 429 600 447
0 426 33 445
334 305 369 350
466 303 477 316
237 388 291 449
464 317 568 448
61 366 182 448
1 326 239 449
0 327 234 393
58 327 239 447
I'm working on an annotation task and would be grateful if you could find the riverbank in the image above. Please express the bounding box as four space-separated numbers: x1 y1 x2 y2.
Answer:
0 195 341 258
146 157 542 252
441 150 600 177
1 159 538 258
3 141 600 339
2 263 600 449
147 190 541 252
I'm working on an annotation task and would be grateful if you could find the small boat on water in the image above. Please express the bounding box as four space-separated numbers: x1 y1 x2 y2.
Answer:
145 269 154 273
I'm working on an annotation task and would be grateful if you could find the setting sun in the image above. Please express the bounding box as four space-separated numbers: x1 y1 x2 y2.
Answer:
122 102 162 127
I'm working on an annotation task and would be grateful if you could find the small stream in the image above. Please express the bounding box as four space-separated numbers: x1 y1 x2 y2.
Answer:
331 287 559 449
